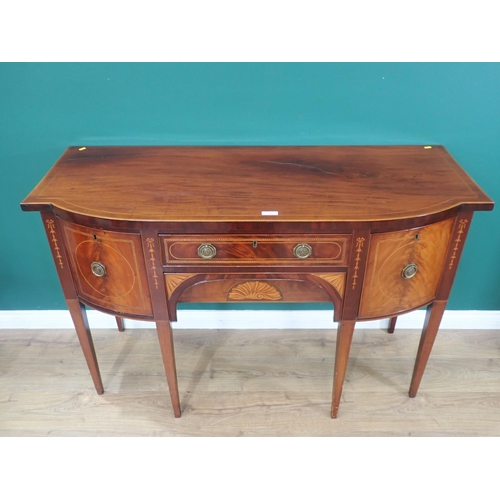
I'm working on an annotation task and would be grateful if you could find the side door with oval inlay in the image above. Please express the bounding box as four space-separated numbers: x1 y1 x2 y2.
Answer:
60 220 153 317
358 218 454 319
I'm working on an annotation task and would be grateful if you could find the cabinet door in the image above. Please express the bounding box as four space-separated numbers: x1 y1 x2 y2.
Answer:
358 218 454 319
60 220 153 317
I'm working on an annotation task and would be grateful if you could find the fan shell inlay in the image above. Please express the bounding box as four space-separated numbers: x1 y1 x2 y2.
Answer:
227 281 283 301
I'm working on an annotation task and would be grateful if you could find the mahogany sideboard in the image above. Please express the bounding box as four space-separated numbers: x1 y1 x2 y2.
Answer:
21 146 494 418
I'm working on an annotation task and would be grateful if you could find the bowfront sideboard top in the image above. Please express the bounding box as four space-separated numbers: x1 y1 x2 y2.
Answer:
21 146 494 419
21 145 492 223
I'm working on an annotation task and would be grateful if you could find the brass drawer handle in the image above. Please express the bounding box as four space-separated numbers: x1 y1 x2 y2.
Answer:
402 263 418 279
293 243 312 259
198 243 217 259
91 261 106 277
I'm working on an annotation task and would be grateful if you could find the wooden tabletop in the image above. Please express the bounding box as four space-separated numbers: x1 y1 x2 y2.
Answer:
21 146 494 222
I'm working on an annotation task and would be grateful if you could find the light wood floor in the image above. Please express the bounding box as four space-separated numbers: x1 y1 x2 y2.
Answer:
1 327 499 436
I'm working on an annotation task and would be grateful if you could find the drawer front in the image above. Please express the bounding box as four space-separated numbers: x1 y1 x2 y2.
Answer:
61 221 153 316
161 235 351 266
359 218 454 319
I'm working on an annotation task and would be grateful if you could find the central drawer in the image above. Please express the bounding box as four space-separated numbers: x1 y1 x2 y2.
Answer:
161 234 351 266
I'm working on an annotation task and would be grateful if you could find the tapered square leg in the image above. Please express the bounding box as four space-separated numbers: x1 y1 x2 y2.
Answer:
115 316 125 332
156 321 181 417
66 299 104 394
388 316 397 334
409 300 447 397
331 320 356 418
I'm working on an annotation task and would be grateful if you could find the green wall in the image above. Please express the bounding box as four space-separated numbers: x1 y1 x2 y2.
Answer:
1 63 499 311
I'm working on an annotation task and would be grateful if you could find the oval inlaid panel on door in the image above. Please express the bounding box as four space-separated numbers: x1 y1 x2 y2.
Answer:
359 218 454 319
61 220 153 317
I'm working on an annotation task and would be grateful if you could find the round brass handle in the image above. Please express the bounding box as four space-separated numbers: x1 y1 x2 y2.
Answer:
293 243 312 259
91 261 106 277
402 263 418 279
198 243 217 259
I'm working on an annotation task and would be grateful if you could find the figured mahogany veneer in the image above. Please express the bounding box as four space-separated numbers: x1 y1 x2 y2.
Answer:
21 146 494 419
359 218 454 319
162 234 350 266
61 220 153 317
